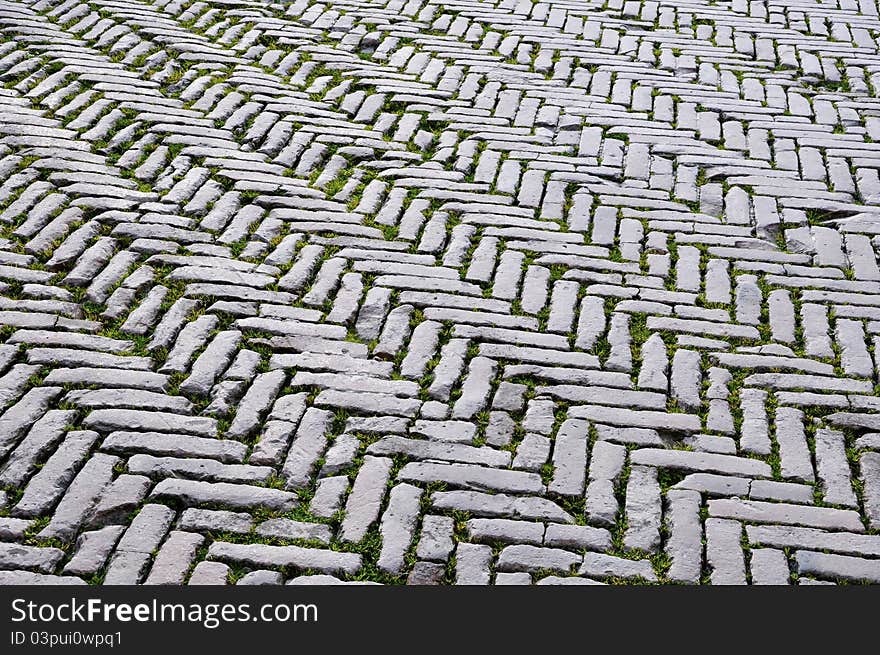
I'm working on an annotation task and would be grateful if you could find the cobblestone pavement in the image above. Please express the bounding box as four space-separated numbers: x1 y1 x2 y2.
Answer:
1 0 880 586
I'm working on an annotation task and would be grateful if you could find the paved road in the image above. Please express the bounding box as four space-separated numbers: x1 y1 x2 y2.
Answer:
0 0 879 585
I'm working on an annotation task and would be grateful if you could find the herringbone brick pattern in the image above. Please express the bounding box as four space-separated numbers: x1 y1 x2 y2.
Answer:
0 0 879 585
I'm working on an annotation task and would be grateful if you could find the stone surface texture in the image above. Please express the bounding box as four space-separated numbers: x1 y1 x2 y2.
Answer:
0 0 879 586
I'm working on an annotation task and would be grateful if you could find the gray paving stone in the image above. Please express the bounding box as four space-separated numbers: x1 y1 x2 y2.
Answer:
495 571 532 585
774 407 816 482
632 449 772 477
666 490 702 584
377 483 422 574
0 542 64 574
796 550 880 584
750 548 791 586
451 356 496 419
179 330 241 397
710 499 864 532
63 526 125 576
83 409 217 437
416 515 455 562
339 456 393 543
569 405 701 433
0 409 75 486
281 408 331 489
178 509 254 535
580 552 657 582
150 479 297 512
188 561 230 585
0 387 63 458
368 436 510 467
102 431 246 462
407 561 447 585
0 516 29 540
543 524 612 551
432 491 571 523
548 419 588 496
256 519 333 544
623 465 662 552
145 531 205 585
497 544 580 574
237 570 284 586
127 455 270 485
585 441 625 528
705 518 747 585
400 461 544 494
739 388 770 455
226 370 286 438
454 543 493 585
63 389 192 413
37 453 119 542
208 542 362 575
814 429 858 507
87 474 151 527
467 518 544 546
861 452 880 530
750 480 814 505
